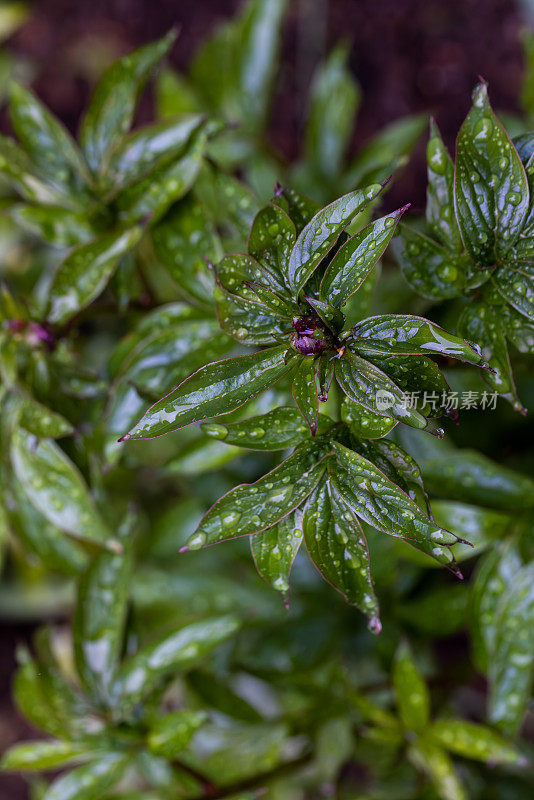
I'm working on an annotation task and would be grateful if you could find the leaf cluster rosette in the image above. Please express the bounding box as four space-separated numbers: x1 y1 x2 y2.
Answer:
117 185 497 626
394 82 534 411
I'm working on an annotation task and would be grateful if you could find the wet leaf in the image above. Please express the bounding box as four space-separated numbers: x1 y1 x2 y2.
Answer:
489 562 534 737
272 185 320 235
113 616 240 707
320 207 407 307
426 119 463 251
19 396 74 439
10 428 113 549
422 450 534 511
341 397 397 439
148 710 208 759
9 204 95 248
42 753 129 800
0 133 64 205
409 739 467 800
470 543 523 673
458 296 524 410
184 446 328 548
115 126 208 224
152 194 221 308
454 82 529 266
1 741 96 772
304 44 360 181
430 719 525 765
10 478 87 574
104 114 205 193
47 227 142 325
335 348 427 430
493 266 534 321
191 0 288 132
80 32 176 172
202 406 331 450
247 203 296 292
303 476 379 626
120 346 293 440
393 225 470 300
9 82 89 199
330 442 459 567
287 185 383 294
393 641 430 733
74 522 133 702
292 356 319 433
251 511 303 597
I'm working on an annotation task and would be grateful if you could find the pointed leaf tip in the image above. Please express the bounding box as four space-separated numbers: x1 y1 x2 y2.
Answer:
369 616 382 635
117 434 131 443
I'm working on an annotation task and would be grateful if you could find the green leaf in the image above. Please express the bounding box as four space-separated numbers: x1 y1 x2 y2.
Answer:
429 719 525 765
157 68 202 117
351 314 487 365
74 522 133 702
187 669 263 723
120 346 293 440
107 312 232 444
320 207 407 307
304 44 360 180
345 113 427 188
9 204 95 248
247 203 296 292
393 225 471 300
47 228 142 325
104 114 206 194
454 82 529 265
10 428 114 549
165 437 241 476
178 720 288 786
148 711 208 759
341 397 397 439
272 185 320 235
470 543 523 672
287 185 383 294
493 266 534 321
330 442 460 568
0 133 64 204
80 31 176 172
214 282 287 346
152 194 221 308
421 450 534 511
1 741 95 772
42 753 128 800
500 302 534 353
19 396 74 438
431 500 512 559
251 511 303 598
426 119 463 251
393 641 430 733
14 654 94 740
303 476 379 627
202 407 331 450
9 81 89 199
489 562 534 737
184 446 328 549
191 0 287 132
409 739 467 800
458 296 524 411
113 616 240 707
292 356 319 434
115 126 208 224
10 478 87 574
335 349 427 430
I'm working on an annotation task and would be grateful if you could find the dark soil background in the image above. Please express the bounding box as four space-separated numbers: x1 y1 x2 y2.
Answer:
0 1 530 797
